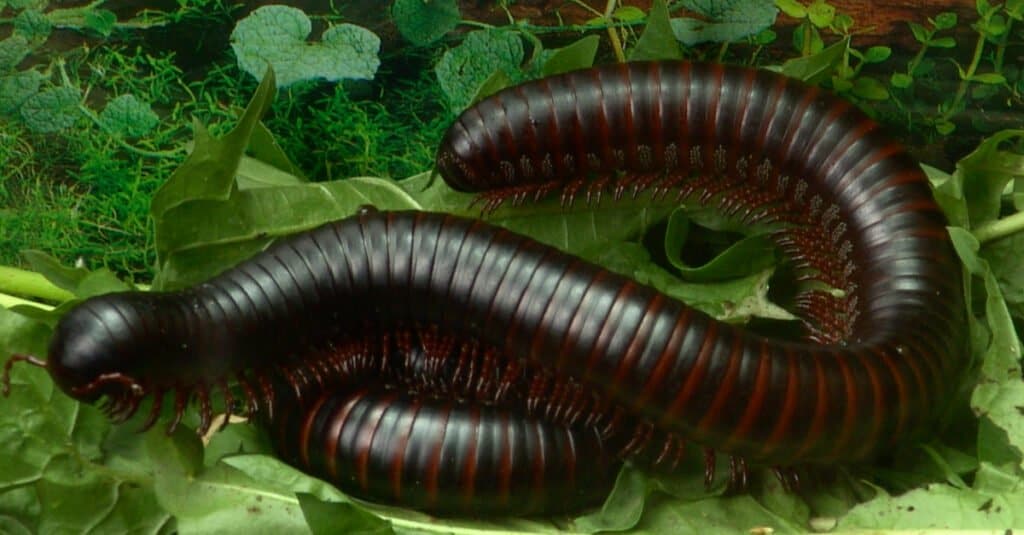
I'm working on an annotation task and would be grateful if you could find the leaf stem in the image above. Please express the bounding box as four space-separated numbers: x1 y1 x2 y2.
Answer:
0 292 53 311
941 27 987 123
994 17 1013 72
603 0 626 62
972 210 1024 244
0 266 74 303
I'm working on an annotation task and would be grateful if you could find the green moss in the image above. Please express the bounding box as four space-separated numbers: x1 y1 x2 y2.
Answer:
265 53 449 181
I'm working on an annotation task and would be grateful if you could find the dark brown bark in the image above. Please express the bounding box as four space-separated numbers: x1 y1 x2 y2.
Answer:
454 0 977 48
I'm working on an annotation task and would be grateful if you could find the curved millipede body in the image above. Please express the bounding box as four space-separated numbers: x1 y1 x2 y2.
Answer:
269 384 617 515
1 61 967 515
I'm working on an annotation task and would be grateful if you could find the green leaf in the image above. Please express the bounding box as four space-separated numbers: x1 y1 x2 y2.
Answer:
831 75 853 92
470 69 514 106
230 5 381 87
12 9 51 42
957 130 1024 226
851 76 889 100
1009 0 1024 18
777 36 849 83
20 250 129 299
671 0 779 45
979 225 1024 323
391 0 460 46
629 0 682 60
19 86 80 133
149 434 312 533
663 209 780 282
752 28 777 45
99 94 159 138
972 72 1007 84
84 9 117 37
839 480 1024 529
935 119 956 135
245 122 307 182
150 67 276 222
863 45 891 63
831 12 854 32
930 36 957 48
0 306 170 534
572 468 648 532
398 171 676 260
671 0 774 45
589 242 794 322
0 35 33 72
983 14 1009 37
541 35 599 77
806 0 835 27
626 489 807 534
435 29 524 112
155 176 420 284
934 11 958 29
296 493 394 535
612 6 646 21
790 21 823 54
774 0 807 18
0 70 42 115
890 72 913 88
7 0 46 9
954 232 1024 471
971 82 1000 102
908 21 930 43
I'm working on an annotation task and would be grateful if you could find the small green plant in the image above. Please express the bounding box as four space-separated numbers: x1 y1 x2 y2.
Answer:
886 1 1024 136
772 0 891 103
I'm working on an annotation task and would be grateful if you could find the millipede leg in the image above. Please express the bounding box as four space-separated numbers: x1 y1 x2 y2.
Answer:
70 372 143 399
166 387 189 435
139 387 164 432
1 354 48 395
218 379 234 431
257 373 276 420
196 384 213 436
729 455 749 491
236 373 259 419
115 394 144 423
704 448 717 489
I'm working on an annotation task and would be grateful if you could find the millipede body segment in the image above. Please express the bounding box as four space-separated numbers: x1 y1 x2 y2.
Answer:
2 61 967 516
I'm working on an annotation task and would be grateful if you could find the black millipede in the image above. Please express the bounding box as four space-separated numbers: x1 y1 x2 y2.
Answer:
2 61 967 515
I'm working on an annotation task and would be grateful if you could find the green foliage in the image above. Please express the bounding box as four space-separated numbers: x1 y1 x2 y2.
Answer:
0 70 42 114
629 0 682 61
98 94 159 139
19 86 80 134
434 29 525 112
229 5 381 88
670 0 778 46
890 1 1024 136
541 35 600 76
392 0 461 46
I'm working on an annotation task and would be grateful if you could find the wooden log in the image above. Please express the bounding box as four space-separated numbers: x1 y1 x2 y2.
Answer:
455 0 978 49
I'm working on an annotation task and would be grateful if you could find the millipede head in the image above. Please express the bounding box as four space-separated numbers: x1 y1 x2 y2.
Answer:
40 294 152 406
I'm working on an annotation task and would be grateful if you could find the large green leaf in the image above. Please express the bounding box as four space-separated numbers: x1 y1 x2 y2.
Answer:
0 307 171 534
435 29 524 112
230 5 380 87
629 0 683 61
671 0 778 45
